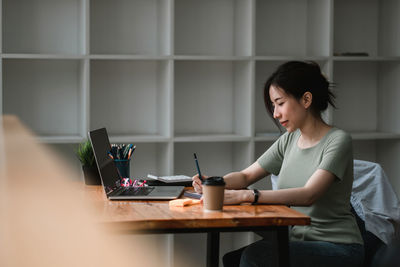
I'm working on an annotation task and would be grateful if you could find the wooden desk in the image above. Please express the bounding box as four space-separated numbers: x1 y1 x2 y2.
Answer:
84 186 310 267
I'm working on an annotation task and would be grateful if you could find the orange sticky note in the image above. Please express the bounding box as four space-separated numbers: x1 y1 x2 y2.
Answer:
169 199 201 207
169 199 193 207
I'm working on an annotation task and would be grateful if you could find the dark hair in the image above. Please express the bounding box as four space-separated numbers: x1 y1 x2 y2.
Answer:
264 61 335 123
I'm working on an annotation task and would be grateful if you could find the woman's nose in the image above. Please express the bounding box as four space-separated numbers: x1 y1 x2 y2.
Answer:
273 107 280 119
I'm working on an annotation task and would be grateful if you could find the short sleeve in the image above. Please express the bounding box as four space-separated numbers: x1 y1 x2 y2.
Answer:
257 132 291 175
318 131 353 181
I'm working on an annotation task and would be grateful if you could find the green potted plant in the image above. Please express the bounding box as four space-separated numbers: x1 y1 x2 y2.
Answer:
76 139 101 185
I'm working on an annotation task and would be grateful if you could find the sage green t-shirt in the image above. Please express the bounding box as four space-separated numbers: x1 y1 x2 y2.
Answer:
257 128 363 245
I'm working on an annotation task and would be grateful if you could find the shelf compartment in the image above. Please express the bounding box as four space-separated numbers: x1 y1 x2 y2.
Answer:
254 133 281 142
254 56 330 61
354 139 400 196
109 135 170 144
90 60 171 137
255 0 330 57
332 56 400 62
38 136 85 144
174 0 252 56
254 60 330 136
90 0 170 55
351 132 400 141
174 60 252 136
254 141 274 161
376 140 400 197
377 61 400 133
174 142 252 177
333 61 400 134
89 55 171 60
3 0 84 54
173 55 251 61
2 54 85 60
353 140 378 163
3 59 84 137
48 143 82 174
254 61 284 134
334 0 400 57
174 134 250 143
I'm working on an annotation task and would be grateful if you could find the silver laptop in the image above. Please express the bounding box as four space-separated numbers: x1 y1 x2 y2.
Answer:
88 128 184 200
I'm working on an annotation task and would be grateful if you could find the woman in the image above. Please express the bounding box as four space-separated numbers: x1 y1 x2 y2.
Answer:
192 61 364 267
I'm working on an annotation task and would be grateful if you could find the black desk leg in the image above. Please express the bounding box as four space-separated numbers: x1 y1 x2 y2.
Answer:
207 232 220 267
277 227 290 267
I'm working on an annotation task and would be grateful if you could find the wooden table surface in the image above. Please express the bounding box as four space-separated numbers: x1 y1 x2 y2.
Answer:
83 186 310 233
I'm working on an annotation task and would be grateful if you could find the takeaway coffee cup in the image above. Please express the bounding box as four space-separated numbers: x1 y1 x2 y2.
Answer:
202 176 225 211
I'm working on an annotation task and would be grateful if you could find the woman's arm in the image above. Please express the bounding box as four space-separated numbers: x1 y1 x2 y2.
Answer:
223 162 269 189
224 169 336 206
192 161 269 193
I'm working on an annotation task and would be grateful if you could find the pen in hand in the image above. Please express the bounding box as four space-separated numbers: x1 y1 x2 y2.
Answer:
193 153 204 182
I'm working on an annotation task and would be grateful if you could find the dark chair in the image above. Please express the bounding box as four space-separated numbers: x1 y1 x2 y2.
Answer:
222 246 246 267
370 235 400 267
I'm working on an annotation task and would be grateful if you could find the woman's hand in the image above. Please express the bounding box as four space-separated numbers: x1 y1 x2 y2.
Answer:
192 174 209 193
223 189 251 205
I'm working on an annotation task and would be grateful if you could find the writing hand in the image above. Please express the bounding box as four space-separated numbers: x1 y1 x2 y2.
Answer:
192 174 209 193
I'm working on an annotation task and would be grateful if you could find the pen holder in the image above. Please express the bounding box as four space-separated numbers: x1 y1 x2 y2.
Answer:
114 159 131 178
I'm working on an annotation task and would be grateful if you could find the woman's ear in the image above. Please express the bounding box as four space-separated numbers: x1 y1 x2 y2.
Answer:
302 92 312 109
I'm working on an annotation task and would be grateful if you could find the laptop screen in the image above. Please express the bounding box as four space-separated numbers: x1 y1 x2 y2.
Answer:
89 128 120 193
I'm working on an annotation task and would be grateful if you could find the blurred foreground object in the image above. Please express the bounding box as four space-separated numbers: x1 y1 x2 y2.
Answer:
0 115 146 267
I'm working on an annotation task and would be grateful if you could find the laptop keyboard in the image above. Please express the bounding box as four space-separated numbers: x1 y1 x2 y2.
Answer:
118 186 155 196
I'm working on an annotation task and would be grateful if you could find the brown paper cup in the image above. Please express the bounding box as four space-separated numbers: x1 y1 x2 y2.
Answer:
202 184 225 211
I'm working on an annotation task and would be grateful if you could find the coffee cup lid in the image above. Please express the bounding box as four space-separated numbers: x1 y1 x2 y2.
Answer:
202 176 225 186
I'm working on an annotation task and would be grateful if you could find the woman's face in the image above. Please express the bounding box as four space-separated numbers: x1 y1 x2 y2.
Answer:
269 85 308 132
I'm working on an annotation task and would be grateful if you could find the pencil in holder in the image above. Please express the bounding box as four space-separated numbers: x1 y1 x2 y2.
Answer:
114 159 131 178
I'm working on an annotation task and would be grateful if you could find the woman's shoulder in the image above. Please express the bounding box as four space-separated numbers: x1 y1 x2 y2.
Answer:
325 127 352 145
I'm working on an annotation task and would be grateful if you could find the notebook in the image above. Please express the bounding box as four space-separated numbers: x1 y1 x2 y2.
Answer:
147 174 192 183
88 127 184 200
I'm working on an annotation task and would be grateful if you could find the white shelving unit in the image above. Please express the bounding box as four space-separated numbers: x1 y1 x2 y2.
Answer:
2 0 400 266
